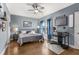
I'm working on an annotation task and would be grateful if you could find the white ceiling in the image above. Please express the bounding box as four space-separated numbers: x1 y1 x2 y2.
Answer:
6 3 73 19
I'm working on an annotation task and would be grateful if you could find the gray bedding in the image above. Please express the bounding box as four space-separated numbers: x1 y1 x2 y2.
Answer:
17 33 43 46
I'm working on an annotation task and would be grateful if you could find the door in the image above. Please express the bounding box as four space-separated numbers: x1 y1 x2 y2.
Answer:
74 11 79 49
47 19 53 42
40 21 45 34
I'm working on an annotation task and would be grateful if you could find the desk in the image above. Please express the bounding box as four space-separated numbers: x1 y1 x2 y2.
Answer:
52 32 69 49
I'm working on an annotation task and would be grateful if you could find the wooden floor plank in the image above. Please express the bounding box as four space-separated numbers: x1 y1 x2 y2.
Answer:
4 40 79 55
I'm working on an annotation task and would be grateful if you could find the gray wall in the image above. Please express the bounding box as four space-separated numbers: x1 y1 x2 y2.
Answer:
39 3 79 45
0 3 10 53
11 15 39 31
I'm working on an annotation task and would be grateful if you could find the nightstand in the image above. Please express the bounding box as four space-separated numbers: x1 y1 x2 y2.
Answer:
13 33 19 40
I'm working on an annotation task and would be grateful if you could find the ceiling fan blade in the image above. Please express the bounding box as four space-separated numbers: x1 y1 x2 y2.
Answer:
36 4 44 9
27 9 34 11
38 10 43 13
26 3 33 6
40 7 44 9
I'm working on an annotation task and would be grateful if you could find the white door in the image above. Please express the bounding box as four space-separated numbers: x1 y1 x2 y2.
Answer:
74 11 79 49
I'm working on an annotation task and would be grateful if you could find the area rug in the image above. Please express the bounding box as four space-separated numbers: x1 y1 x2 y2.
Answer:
46 43 64 54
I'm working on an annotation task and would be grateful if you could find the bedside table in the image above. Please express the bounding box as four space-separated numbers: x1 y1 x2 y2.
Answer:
13 33 19 40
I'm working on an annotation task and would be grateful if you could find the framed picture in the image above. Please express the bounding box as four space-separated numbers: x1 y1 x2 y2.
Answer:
2 21 6 31
23 21 32 27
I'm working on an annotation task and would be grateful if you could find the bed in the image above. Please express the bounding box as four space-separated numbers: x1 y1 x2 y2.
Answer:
17 32 44 46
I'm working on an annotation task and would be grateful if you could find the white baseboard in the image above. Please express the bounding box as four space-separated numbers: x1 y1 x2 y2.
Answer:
69 44 79 49
0 46 7 55
69 44 75 48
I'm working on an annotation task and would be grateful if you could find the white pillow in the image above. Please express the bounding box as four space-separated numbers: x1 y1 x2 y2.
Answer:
32 31 35 34
21 31 26 34
28 31 35 34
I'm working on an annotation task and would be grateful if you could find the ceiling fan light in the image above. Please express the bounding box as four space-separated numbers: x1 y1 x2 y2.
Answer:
34 10 38 13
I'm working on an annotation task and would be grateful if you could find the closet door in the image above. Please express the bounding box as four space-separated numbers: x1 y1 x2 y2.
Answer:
74 11 79 49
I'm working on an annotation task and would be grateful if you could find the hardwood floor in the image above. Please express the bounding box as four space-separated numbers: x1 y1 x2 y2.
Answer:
4 40 79 55
60 48 79 55
4 40 56 55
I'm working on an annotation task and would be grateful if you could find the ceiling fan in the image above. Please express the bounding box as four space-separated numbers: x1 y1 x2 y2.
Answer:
27 3 44 14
